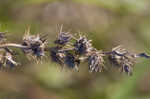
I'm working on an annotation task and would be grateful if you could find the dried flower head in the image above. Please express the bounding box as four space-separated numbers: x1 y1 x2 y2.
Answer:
74 35 93 55
55 32 72 45
108 46 136 75
108 46 127 66
87 50 105 72
64 52 80 71
54 25 72 45
50 46 80 71
22 29 47 58
49 46 65 65
120 56 135 75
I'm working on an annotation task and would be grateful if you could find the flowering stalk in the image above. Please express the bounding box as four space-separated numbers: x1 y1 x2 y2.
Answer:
0 29 149 75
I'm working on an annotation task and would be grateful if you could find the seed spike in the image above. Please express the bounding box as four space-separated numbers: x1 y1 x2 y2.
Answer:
0 26 150 75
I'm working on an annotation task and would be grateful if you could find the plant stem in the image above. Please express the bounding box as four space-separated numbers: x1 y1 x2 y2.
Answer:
0 43 27 49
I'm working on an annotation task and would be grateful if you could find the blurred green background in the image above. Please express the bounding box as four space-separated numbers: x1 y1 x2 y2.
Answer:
0 0 150 99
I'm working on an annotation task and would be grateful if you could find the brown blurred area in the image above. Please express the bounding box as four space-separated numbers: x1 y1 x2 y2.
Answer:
1 0 150 99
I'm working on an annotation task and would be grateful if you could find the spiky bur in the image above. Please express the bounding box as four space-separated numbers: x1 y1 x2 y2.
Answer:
64 52 80 71
54 25 72 45
87 50 105 72
50 30 105 72
54 32 72 45
73 35 93 55
49 46 80 71
49 46 65 65
22 29 47 59
107 46 137 75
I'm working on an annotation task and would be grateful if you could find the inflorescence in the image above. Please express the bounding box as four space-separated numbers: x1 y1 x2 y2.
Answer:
0 27 150 75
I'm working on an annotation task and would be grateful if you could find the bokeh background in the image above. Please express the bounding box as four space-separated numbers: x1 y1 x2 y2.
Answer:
0 0 150 99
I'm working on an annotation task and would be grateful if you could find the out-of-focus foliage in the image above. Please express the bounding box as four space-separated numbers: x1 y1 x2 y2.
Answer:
1 0 150 99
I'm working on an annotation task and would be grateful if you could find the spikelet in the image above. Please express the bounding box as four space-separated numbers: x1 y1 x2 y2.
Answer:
22 28 47 59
